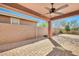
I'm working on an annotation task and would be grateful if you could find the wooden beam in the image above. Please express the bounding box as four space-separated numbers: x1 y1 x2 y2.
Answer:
51 10 79 20
2 3 49 21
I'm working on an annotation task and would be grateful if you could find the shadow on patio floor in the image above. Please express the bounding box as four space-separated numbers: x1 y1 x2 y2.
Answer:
47 38 76 56
0 36 46 53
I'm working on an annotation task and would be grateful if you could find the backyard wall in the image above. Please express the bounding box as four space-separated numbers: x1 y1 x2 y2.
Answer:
0 23 47 45
37 27 48 36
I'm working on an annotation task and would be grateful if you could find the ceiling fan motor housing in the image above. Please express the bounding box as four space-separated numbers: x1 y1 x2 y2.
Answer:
50 8 55 13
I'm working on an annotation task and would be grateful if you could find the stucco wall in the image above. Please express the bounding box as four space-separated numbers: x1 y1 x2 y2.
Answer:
0 23 36 45
37 27 48 36
0 15 10 23
20 19 36 25
0 23 47 45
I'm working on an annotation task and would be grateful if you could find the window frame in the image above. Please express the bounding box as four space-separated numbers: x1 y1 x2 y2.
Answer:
10 17 20 24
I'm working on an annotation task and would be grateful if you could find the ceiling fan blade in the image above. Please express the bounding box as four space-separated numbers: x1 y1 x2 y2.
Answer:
53 12 63 15
55 4 68 11
45 12 51 14
45 7 50 10
45 11 53 15
45 13 52 18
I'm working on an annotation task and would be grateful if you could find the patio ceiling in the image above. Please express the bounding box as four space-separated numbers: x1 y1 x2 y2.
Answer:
0 3 79 21
18 3 79 19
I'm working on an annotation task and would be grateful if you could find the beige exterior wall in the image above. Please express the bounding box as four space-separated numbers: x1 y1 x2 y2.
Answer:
0 15 48 45
0 15 10 23
37 27 48 36
20 19 36 25
0 23 36 45
0 23 47 45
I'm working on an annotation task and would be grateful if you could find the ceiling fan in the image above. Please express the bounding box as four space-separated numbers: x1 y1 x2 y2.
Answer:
45 3 68 15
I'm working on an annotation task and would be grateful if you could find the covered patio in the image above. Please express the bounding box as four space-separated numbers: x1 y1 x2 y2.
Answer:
0 3 79 56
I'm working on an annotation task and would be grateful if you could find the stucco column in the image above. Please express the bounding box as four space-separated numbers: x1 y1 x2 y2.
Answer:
35 23 37 40
48 20 52 39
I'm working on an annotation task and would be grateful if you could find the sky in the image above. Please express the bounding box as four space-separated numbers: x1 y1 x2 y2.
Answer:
0 7 79 28
52 15 79 28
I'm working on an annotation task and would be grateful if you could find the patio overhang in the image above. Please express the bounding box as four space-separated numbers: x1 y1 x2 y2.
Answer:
0 3 79 39
0 3 50 21
1 3 79 21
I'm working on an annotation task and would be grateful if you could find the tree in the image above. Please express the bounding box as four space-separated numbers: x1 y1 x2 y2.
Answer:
37 22 48 27
59 19 79 31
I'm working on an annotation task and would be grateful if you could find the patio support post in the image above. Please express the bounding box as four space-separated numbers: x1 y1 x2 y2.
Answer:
48 20 52 39
35 23 37 40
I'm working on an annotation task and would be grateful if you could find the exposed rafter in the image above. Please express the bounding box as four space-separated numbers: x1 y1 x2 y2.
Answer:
51 10 79 20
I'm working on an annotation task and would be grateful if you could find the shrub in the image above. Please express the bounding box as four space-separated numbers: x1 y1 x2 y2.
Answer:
59 30 63 34
65 25 70 31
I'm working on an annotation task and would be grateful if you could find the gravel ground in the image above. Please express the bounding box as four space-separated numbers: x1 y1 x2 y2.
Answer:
52 34 79 55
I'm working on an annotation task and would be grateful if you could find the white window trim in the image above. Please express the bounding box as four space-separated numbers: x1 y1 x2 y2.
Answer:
10 18 20 24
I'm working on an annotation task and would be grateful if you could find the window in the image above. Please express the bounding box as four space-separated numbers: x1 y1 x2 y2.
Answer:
11 18 20 24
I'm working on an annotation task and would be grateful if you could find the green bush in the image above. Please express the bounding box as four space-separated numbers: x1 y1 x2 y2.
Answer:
59 30 63 34
65 25 70 31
